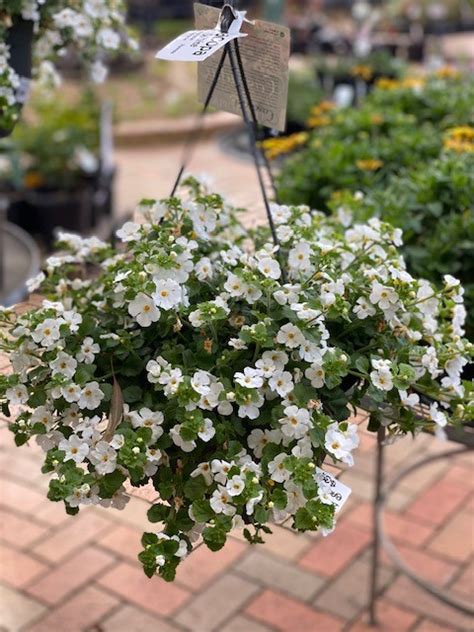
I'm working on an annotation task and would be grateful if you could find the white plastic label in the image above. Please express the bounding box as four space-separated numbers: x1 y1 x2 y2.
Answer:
315 468 352 513
156 11 247 63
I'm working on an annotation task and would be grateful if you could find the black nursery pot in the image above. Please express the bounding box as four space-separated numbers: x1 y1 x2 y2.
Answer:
0 18 34 138
23 185 95 248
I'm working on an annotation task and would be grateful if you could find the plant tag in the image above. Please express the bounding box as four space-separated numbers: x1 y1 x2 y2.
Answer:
156 10 247 63
194 3 290 131
315 468 352 513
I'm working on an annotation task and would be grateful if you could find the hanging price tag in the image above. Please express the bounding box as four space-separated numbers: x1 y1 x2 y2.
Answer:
156 10 247 62
315 468 352 513
194 3 290 131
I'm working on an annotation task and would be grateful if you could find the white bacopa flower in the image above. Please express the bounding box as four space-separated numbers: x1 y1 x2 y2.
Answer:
324 423 358 466
76 337 100 364
116 222 141 242
191 462 213 485
429 403 448 428
210 486 236 516
274 284 301 306
234 367 264 389
60 383 82 403
305 363 325 388
268 371 294 397
6 384 28 405
170 424 196 452
130 408 164 441
32 318 63 347
288 241 312 273
261 350 289 371
195 257 213 281
26 272 45 293
153 279 182 310
279 405 311 439
90 59 108 84
369 281 399 311
353 296 376 319
191 371 211 396
51 352 77 379
399 390 420 408
90 441 117 474
370 369 393 391
226 475 245 497
284 481 306 513
211 459 233 484
270 203 292 225
59 435 89 464
255 357 276 377
268 453 291 483
128 293 161 328
78 382 104 410
258 257 281 280
97 27 121 50
31 406 55 430
159 368 184 396
276 323 305 349
198 418 215 442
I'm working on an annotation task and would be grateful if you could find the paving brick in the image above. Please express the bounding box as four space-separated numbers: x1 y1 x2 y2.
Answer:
221 615 270 632
450 559 473 597
298 520 371 577
98 524 143 563
25 585 119 632
347 502 433 547
386 576 473 630
0 543 48 588
382 544 457 585
314 551 394 620
236 549 324 601
233 523 311 561
0 508 48 548
0 476 46 514
174 573 259 630
0 583 46 631
348 599 418 631
101 604 181 632
34 501 76 527
98 561 190 617
93 495 151 530
26 546 114 605
0 453 48 489
175 536 247 590
414 620 459 632
246 589 343 632
428 511 473 562
442 464 474 488
406 478 471 527
339 469 413 511
32 511 112 563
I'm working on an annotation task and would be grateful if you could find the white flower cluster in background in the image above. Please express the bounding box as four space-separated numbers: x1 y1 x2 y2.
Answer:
1 177 471 581
0 0 136 128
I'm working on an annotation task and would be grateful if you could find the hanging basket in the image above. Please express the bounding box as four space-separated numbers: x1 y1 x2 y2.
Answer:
0 18 34 138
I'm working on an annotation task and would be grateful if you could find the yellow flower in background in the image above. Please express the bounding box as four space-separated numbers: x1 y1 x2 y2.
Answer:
375 78 400 90
370 114 384 125
306 101 335 128
375 76 425 91
443 126 474 153
351 64 374 81
261 132 309 160
436 66 461 79
356 159 384 171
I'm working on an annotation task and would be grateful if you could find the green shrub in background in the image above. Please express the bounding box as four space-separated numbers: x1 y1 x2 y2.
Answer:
330 154 474 336
2 90 101 192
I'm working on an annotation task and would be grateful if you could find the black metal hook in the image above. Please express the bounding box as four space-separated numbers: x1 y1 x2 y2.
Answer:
220 4 237 34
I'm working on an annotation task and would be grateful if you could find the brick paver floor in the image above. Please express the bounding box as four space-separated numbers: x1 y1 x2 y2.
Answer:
1 136 473 631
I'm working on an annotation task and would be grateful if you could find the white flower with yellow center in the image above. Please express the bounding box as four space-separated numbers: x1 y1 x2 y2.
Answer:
59 434 89 464
153 279 182 310
128 293 161 328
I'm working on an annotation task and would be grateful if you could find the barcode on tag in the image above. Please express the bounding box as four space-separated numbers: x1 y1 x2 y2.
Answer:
156 28 245 63
315 468 352 513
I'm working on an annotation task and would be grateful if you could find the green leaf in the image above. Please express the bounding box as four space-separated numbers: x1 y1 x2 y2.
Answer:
122 385 143 403
141 532 158 547
98 470 126 499
183 475 208 501
294 507 315 531
202 526 227 552
271 488 288 510
192 499 214 522
147 503 170 524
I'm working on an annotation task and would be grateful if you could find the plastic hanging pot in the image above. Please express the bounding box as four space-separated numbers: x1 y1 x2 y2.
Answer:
0 18 34 139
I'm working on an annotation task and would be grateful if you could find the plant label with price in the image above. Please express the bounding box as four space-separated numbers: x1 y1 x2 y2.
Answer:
156 11 247 63
315 468 352 513
194 3 290 131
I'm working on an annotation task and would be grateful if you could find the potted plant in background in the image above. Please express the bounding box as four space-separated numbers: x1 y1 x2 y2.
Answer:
0 0 136 136
1 90 115 247
0 178 471 581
